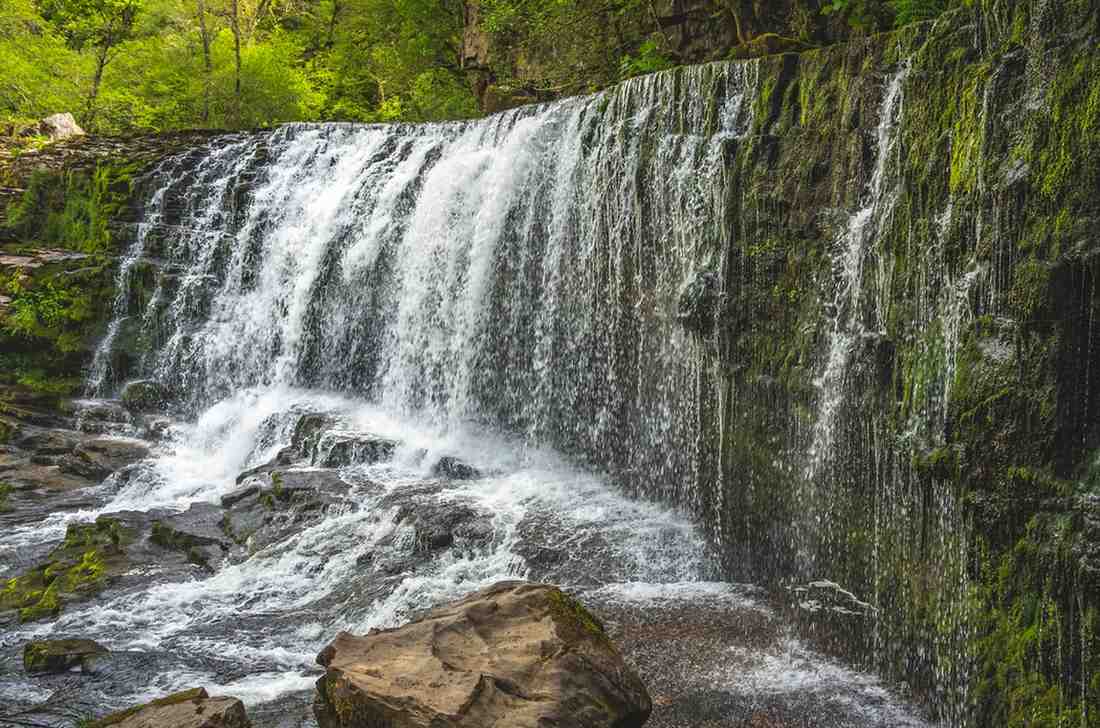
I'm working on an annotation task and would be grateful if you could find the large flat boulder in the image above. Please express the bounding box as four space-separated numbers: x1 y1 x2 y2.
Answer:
313 581 651 728
90 687 250 728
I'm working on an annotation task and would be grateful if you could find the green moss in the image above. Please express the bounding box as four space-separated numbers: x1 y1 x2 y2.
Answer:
0 481 11 512
546 588 611 648
1 517 132 622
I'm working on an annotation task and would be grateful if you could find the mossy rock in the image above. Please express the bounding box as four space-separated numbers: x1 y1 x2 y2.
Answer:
89 687 251 728
0 517 133 622
23 638 107 674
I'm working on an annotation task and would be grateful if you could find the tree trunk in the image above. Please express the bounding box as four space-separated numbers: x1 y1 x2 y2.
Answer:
197 0 213 124
83 45 110 129
232 0 242 126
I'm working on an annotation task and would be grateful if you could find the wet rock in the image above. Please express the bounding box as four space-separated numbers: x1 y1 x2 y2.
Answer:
138 414 174 441
389 499 494 554
59 437 150 480
68 399 133 425
120 379 170 412
429 455 480 480
221 468 355 555
1 517 133 622
313 581 651 728
286 412 398 467
150 503 231 570
89 687 251 728
0 457 99 492
23 638 107 674
310 431 397 467
676 270 721 335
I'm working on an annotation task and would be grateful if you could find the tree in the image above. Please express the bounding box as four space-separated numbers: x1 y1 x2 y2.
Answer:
38 0 144 128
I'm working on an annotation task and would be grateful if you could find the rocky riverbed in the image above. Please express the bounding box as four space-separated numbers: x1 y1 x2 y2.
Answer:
0 384 934 727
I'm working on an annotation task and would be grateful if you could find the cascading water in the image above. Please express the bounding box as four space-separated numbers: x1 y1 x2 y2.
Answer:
2 61 946 727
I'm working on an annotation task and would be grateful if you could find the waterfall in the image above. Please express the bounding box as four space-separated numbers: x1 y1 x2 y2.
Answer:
98 63 759 508
53 56 972 726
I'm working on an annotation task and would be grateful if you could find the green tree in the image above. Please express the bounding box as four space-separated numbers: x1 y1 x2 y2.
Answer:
38 0 144 127
0 0 86 130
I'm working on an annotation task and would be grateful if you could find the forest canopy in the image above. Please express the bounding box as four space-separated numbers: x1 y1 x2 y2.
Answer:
0 0 950 134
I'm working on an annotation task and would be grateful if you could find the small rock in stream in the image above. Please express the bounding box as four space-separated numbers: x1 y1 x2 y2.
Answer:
23 638 107 674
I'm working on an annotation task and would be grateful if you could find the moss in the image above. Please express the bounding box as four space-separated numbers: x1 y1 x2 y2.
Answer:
546 588 612 648
150 521 212 568
0 481 11 512
1 517 132 621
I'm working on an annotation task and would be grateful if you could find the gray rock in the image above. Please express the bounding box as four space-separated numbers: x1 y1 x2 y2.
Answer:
23 113 85 142
59 437 150 480
23 638 107 674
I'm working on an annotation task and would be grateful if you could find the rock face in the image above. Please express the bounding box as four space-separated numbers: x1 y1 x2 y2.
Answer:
313 581 651 728
90 687 250 728
23 638 107 673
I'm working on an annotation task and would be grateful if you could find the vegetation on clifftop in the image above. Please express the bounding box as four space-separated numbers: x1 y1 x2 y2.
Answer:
1 0 959 133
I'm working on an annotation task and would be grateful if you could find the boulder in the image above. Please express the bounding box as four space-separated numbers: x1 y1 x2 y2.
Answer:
313 581 651 728
22 113 85 142
60 437 150 480
220 468 357 554
15 427 83 455
89 687 250 728
23 638 107 674
429 455 480 480
120 379 169 412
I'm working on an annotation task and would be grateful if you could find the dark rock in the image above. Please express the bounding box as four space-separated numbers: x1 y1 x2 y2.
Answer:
283 412 398 467
309 431 397 468
221 469 356 555
389 500 494 554
429 455 480 480
89 687 251 728
313 581 651 728
23 638 107 674
150 503 231 570
120 379 169 412
676 270 721 335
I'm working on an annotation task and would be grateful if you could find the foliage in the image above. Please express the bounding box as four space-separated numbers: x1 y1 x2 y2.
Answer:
0 0 87 128
821 0 949 30
619 39 675 80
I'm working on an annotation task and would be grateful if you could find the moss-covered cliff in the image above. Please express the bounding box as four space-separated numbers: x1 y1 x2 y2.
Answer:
670 0 1100 723
0 132 231 395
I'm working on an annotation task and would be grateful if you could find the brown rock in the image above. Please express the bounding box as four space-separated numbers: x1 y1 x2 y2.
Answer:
90 688 250 728
313 581 651 728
